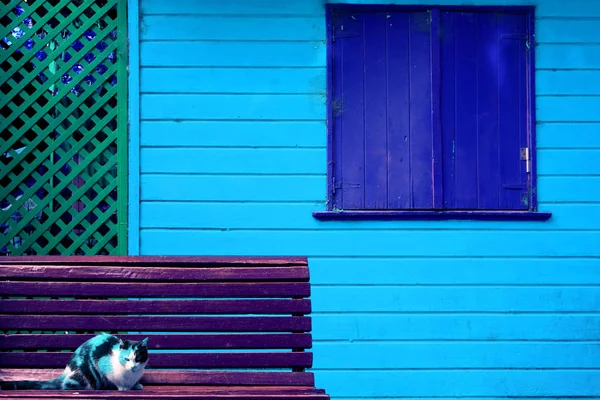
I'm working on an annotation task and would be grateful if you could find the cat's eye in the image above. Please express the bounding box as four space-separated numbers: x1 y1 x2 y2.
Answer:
124 358 130 361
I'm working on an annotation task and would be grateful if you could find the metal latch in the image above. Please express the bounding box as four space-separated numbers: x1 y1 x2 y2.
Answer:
520 148 530 173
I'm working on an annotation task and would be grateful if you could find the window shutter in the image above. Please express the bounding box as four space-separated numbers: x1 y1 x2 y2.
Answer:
331 11 434 210
440 11 529 210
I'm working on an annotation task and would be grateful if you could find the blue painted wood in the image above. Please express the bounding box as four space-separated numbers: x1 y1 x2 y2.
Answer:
536 19 600 43
476 13 500 209
141 175 600 202
141 16 325 41
141 121 326 148
538 150 600 175
139 147 596 178
135 1 600 399
141 175 326 201
499 12 529 210
308 257 600 285
538 176 600 202
537 71 600 96
537 44 600 69
140 94 325 120
142 0 600 18
386 11 411 210
441 11 529 210
334 11 365 209
430 9 443 209
142 0 325 15
312 314 600 341
141 148 325 174
538 96 600 122
331 10 434 210
139 230 600 257
327 0 600 18
313 342 600 368
311 286 600 312
141 42 326 67
408 11 434 209
141 203 598 230
128 0 141 255
442 11 477 209
314 370 600 397
141 68 326 94
363 13 388 210
537 124 600 149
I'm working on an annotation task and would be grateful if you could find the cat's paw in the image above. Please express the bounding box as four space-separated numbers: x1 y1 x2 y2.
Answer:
132 383 143 390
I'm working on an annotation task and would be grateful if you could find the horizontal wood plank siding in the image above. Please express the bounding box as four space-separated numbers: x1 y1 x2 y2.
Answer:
137 0 600 398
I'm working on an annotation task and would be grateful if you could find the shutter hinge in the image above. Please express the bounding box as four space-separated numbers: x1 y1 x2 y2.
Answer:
520 148 531 173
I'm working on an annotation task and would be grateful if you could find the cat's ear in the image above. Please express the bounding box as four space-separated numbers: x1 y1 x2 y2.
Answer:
139 337 149 347
118 338 125 347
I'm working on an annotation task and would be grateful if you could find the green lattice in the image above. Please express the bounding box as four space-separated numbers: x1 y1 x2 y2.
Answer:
0 0 127 256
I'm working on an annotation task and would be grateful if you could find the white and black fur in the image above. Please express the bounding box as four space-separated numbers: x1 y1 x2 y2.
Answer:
1 334 148 391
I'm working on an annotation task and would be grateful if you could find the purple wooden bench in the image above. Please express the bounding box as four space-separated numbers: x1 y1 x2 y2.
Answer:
0 256 329 399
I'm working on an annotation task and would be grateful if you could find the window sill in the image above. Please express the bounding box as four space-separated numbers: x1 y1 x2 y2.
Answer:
312 210 552 221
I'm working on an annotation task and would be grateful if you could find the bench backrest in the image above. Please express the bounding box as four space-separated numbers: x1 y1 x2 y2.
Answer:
0 256 315 387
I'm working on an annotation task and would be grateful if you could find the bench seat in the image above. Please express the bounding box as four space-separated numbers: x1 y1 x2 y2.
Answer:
0 256 329 399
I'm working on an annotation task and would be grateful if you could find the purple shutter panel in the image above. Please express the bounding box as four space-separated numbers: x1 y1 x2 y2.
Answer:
331 11 434 210
440 11 529 210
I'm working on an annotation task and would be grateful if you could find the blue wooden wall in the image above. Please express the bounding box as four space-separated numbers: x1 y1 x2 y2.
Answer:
135 0 600 398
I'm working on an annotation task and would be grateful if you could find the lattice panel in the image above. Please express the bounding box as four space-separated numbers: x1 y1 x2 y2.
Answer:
0 0 127 256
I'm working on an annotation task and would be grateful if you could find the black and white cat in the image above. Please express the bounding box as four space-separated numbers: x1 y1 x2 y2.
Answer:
1 334 149 391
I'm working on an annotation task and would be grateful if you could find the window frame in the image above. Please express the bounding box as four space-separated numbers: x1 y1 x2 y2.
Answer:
314 4 551 222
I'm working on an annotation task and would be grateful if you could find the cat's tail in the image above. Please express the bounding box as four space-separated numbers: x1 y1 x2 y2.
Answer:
0 379 61 390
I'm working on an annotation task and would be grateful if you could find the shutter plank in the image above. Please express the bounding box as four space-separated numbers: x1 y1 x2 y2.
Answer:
387 12 412 209
408 11 434 209
499 12 529 210
363 13 389 209
443 11 479 209
335 12 365 209
476 13 501 209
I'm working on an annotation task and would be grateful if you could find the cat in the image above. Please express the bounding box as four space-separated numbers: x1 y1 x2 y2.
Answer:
1 334 149 391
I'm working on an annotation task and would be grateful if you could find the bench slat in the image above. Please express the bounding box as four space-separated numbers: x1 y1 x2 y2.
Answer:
0 334 312 350
0 352 313 369
0 256 308 266
0 282 310 297
0 300 311 315
0 369 315 386
0 266 309 282
0 315 311 332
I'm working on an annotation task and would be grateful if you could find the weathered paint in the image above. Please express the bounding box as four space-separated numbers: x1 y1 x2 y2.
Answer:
135 0 600 398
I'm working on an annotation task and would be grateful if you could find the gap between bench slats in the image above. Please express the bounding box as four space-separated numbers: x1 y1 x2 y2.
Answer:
0 256 308 266
0 315 311 332
0 300 311 315
0 282 310 297
0 352 313 369
0 266 309 282
0 369 315 386
0 334 312 350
